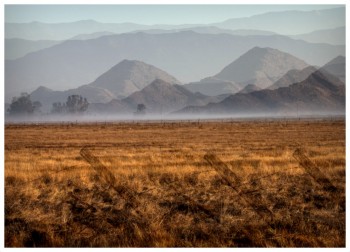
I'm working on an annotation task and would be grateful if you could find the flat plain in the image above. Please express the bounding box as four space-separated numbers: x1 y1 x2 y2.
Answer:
4 119 345 247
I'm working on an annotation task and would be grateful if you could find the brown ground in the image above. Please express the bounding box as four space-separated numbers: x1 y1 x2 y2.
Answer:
4 119 345 247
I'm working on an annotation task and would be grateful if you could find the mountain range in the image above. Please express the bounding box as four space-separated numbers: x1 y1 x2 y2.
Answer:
6 7 344 40
28 47 321 107
5 38 61 60
177 70 345 115
214 7 344 35
132 27 277 36
5 32 116 60
5 7 345 118
268 55 345 90
27 47 345 117
5 31 344 101
183 47 310 96
290 26 345 45
5 26 344 61
88 79 227 114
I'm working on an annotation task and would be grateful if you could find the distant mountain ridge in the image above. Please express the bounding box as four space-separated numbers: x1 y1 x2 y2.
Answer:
132 26 277 36
177 70 345 115
214 7 345 35
5 20 150 40
5 38 61 60
6 7 344 40
6 25 344 61
291 26 345 45
5 32 117 60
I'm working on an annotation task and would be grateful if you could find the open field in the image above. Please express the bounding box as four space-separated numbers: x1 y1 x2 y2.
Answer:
5 119 345 247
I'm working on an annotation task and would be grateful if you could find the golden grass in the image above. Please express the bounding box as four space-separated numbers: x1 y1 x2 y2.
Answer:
4 119 345 247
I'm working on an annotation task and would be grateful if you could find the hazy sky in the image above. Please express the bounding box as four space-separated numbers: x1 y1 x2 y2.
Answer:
5 4 343 24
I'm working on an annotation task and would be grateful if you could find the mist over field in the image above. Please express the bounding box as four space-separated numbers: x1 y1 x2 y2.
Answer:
4 111 346 125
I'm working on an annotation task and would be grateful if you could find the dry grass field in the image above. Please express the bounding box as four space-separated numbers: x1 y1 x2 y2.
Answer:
4 119 345 247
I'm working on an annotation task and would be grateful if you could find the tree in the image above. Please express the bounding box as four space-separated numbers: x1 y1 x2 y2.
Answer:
52 95 89 114
135 103 146 115
51 102 66 114
33 101 42 112
66 95 89 113
7 93 41 116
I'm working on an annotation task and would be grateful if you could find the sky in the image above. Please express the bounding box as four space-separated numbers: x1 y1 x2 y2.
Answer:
5 4 344 24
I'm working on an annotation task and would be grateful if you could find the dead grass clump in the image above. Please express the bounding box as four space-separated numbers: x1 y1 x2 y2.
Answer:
158 172 180 186
5 176 24 187
204 152 241 188
293 148 338 193
5 218 54 247
41 173 53 185
184 173 198 186
80 146 116 186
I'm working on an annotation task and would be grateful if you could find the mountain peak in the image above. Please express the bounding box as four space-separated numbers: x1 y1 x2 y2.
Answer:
238 84 261 94
33 86 53 93
320 55 345 83
250 46 273 52
244 46 292 57
214 47 309 89
242 47 286 59
122 78 212 114
36 86 52 91
89 60 180 98
114 59 147 69
268 65 318 90
324 55 345 66
148 78 173 87
119 59 142 64
306 70 344 89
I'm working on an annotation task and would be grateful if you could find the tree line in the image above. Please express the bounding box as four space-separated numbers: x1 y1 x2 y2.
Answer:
7 93 147 116
7 93 89 116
